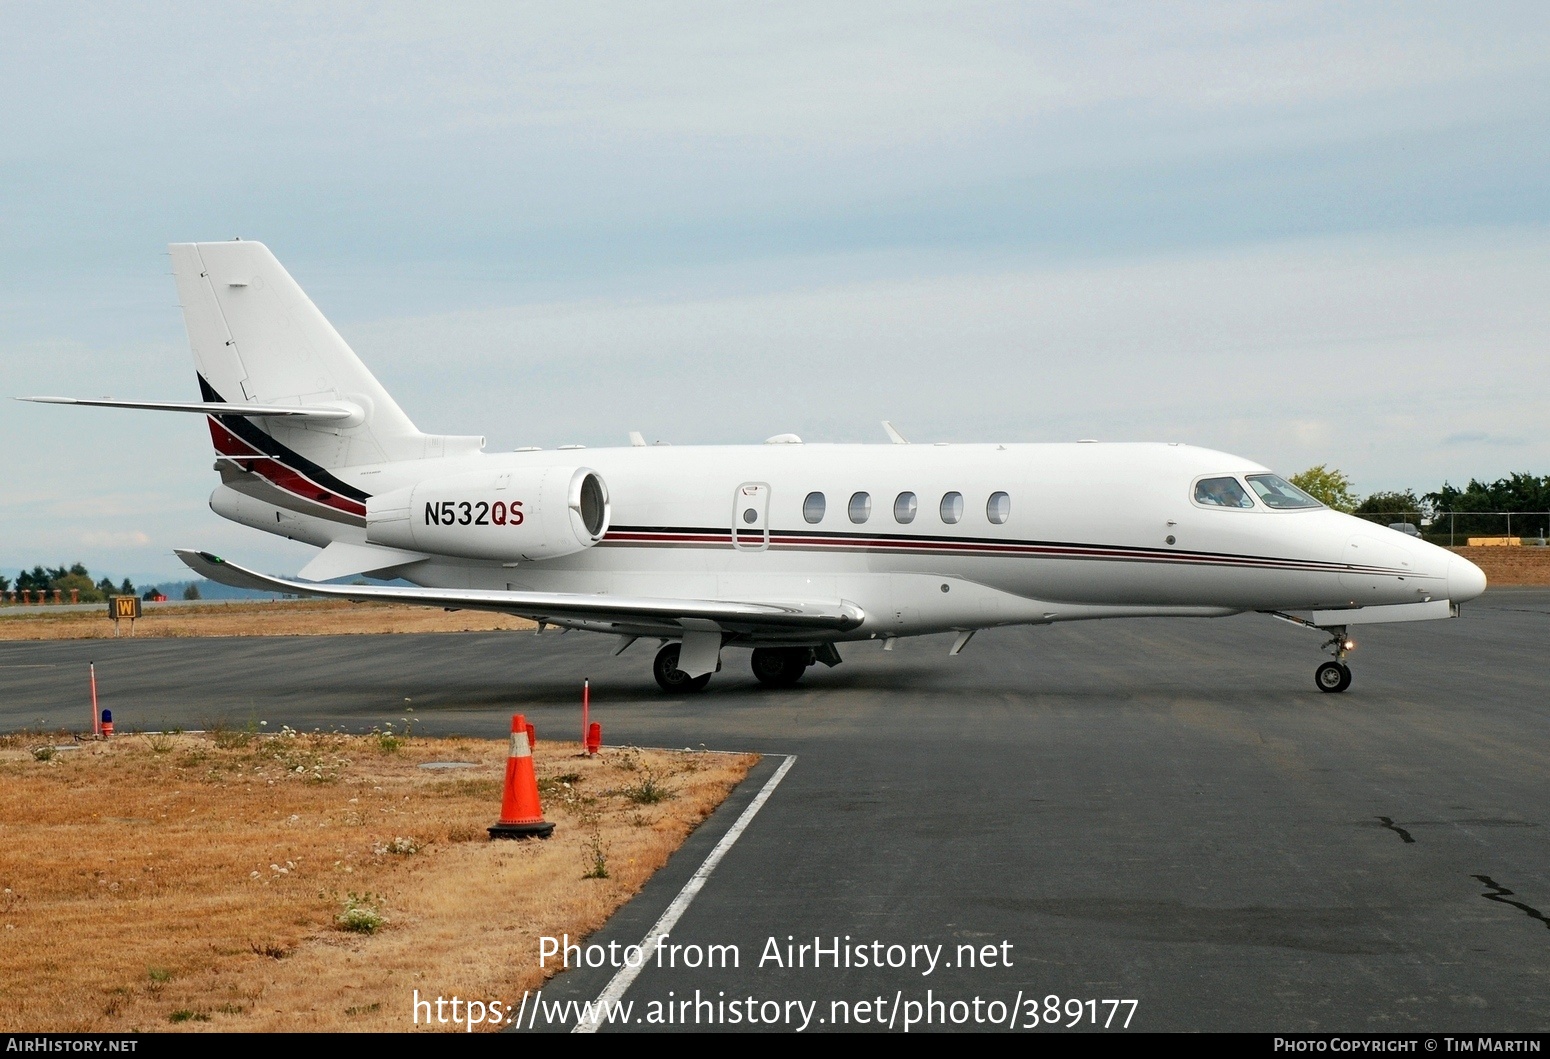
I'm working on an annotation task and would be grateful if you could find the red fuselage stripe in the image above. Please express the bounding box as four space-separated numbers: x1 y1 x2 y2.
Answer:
207 418 368 518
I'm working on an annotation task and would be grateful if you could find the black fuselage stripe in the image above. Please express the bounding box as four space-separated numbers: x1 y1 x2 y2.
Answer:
197 373 372 502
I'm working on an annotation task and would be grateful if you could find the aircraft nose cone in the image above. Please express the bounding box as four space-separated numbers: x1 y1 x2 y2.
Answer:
1448 554 1488 602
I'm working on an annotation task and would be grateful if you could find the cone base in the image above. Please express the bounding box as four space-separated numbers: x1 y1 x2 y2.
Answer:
488 820 555 840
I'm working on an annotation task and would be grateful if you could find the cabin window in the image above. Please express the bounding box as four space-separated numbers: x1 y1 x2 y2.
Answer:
893 491 918 524
803 491 826 524
848 491 872 524
1245 474 1322 510
1194 477 1254 509
940 491 964 524
986 491 1010 524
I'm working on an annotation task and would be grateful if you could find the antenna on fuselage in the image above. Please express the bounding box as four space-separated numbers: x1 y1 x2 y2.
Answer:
882 421 909 444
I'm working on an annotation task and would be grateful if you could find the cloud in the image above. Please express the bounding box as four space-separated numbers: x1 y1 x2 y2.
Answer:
74 531 152 548
1442 431 1528 447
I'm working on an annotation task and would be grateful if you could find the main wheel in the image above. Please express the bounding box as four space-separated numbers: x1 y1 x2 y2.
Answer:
1315 661 1352 693
653 643 712 694
750 647 811 688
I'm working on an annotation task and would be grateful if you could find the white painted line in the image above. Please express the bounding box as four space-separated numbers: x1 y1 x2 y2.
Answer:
571 754 796 1033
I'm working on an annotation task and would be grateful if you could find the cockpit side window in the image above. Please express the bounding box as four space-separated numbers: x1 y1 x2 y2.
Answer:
1245 474 1322 510
1193 476 1255 509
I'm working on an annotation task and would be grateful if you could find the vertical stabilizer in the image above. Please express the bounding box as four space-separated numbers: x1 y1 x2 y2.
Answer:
170 241 480 468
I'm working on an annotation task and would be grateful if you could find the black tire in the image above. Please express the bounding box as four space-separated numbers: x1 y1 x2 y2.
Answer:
1315 661 1352 693
750 647 811 688
654 642 711 694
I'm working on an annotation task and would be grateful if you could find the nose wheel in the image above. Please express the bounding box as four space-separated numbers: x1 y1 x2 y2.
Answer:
1315 660 1352 693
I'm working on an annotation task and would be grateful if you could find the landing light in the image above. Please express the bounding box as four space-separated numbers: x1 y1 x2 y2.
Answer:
1343 640 1355 651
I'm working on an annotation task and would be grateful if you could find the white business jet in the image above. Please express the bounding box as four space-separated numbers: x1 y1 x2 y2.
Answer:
24 241 1487 694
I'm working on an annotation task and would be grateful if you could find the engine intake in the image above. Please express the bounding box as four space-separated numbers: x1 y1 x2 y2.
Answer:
366 466 610 562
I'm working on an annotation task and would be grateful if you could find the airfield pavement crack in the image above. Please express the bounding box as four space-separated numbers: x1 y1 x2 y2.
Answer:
1473 875 1550 933
1377 816 1416 844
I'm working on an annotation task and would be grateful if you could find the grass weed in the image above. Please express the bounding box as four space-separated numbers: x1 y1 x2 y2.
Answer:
336 892 386 934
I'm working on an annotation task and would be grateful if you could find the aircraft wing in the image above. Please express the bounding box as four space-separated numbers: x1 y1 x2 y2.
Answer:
175 549 865 634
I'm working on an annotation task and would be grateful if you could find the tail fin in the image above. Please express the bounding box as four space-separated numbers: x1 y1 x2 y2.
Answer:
170 240 482 468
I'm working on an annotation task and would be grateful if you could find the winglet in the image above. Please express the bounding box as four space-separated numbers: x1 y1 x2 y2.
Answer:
882 421 909 444
175 549 287 593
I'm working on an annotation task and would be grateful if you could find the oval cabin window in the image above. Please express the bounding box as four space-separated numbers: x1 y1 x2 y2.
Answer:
940 491 964 525
802 491 826 524
986 491 1010 524
848 492 872 524
894 492 918 524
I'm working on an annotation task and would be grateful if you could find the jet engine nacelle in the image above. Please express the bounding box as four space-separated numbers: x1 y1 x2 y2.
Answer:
365 467 610 561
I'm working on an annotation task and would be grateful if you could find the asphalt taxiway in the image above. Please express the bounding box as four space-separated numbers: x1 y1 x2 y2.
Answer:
3 589 1548 1031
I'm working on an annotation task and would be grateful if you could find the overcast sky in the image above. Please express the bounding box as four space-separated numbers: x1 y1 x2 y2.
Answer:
4 2 1549 582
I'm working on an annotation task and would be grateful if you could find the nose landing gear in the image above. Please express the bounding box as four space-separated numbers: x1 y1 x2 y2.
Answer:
1267 612 1356 693
1314 627 1354 693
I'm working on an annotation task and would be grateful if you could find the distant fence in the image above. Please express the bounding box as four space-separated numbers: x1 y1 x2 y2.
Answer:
1354 511 1550 546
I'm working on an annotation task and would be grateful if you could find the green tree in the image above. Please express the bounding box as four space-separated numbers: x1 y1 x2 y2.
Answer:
1428 474 1550 539
183 583 202 601
1354 490 1426 527
1290 465 1358 512
55 572 104 603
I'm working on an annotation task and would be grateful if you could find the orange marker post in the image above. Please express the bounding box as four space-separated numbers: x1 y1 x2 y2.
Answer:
488 713 554 840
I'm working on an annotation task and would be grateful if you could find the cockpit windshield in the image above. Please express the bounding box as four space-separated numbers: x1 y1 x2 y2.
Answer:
1194 477 1254 509
1245 474 1322 510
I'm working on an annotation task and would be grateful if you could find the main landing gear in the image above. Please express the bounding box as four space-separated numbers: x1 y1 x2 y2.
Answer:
652 642 712 694
1314 627 1354 694
649 643 827 693
750 647 814 688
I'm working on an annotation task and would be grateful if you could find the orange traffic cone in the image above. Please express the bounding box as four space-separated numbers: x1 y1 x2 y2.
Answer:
488 713 554 840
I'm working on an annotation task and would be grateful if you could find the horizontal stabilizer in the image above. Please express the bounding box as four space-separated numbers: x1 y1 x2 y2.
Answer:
175 550 866 634
296 541 430 582
18 396 360 422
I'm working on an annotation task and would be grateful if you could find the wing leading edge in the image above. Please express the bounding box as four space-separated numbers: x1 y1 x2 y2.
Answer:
174 549 865 636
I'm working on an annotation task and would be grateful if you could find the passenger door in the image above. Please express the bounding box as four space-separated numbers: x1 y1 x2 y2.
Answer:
732 482 770 551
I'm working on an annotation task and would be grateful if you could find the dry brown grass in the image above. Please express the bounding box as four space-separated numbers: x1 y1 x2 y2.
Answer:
0 729 755 1032
0 600 536 640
